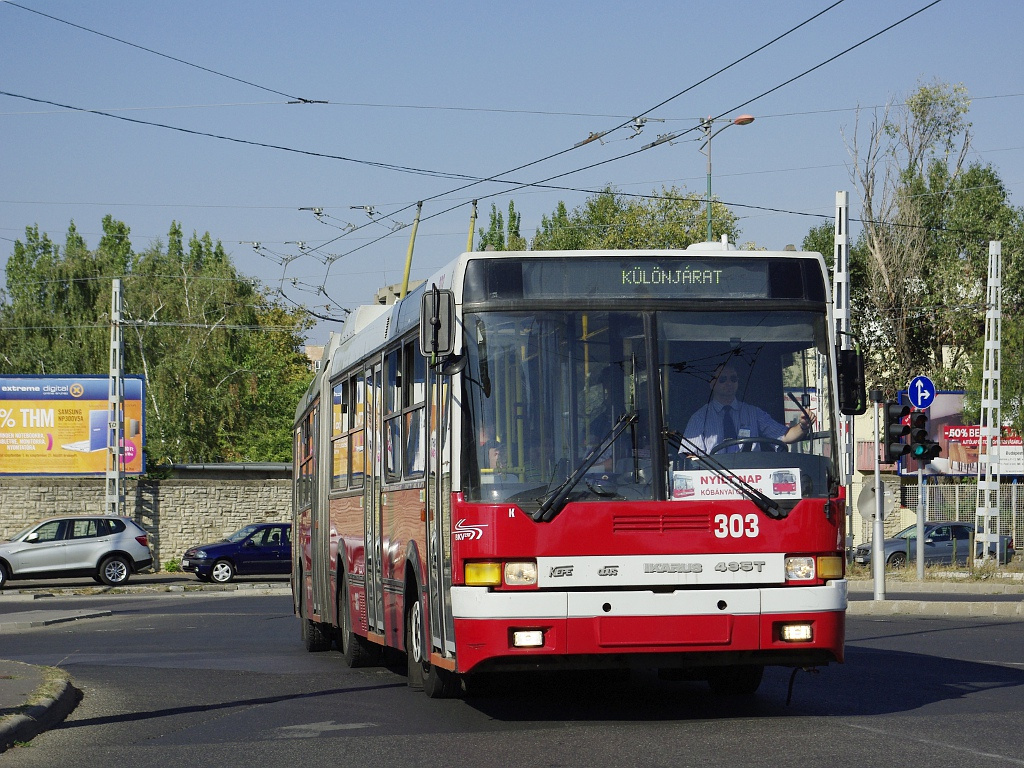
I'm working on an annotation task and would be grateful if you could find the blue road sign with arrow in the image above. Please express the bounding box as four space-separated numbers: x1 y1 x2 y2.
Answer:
908 375 936 410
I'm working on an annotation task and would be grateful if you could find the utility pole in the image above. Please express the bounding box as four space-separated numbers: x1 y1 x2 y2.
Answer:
833 191 854 559
106 278 125 517
870 388 886 600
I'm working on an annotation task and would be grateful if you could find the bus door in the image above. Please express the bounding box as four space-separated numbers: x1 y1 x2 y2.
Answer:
426 367 455 657
364 361 385 634
311 402 335 620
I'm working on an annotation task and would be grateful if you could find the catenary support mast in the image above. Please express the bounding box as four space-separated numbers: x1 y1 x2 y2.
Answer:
106 278 125 517
975 242 1002 562
833 191 854 556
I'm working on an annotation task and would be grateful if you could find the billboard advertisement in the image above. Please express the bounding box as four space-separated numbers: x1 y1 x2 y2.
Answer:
0 376 145 476
898 390 1023 476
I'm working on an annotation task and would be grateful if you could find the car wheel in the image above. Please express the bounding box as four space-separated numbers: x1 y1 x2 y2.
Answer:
210 560 235 583
98 555 131 586
0 562 9 590
887 552 908 569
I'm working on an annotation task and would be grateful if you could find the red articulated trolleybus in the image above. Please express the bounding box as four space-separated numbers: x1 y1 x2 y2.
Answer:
293 242 866 698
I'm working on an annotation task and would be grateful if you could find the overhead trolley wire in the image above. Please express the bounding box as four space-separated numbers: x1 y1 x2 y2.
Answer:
300 0 854 262
3 1 323 104
306 0 945 267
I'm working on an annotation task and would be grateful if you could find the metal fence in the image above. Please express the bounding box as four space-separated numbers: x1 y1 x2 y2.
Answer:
897 479 1024 549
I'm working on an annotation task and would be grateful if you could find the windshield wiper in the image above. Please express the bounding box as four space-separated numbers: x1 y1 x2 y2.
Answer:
664 429 786 520
533 410 638 522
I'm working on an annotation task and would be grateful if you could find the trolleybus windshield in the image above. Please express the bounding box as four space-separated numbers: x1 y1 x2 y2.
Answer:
460 308 836 509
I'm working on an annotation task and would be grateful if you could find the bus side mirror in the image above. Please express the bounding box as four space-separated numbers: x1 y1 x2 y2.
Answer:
419 285 455 357
837 347 867 415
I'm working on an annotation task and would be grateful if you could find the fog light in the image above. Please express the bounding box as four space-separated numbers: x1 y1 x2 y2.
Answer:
504 561 538 586
780 623 813 642
465 561 502 586
785 556 815 581
512 630 544 647
817 555 844 579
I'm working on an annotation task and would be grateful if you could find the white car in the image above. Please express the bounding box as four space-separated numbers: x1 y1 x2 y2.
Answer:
0 515 153 588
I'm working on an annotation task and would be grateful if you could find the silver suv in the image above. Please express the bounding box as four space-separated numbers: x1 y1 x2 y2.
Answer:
0 515 153 589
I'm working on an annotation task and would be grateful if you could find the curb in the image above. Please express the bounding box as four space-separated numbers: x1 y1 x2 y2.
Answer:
0 583 292 600
0 609 113 631
0 664 81 754
848 599 1024 618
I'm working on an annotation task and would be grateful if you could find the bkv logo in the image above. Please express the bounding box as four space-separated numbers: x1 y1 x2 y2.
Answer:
548 565 574 578
454 519 487 541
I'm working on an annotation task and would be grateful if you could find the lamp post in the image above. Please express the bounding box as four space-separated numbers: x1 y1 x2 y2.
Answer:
699 114 754 242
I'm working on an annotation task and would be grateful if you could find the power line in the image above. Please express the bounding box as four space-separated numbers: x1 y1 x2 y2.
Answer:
0 89 488 182
3 2 324 104
1 0 856 269
1 0 963 313
304 0 947 263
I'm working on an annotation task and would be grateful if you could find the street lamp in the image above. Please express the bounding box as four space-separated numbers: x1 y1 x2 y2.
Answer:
699 114 754 242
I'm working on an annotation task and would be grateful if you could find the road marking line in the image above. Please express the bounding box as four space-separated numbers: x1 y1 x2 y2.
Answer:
846 723 1024 765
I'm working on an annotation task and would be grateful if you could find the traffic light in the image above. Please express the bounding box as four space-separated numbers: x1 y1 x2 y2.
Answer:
883 401 911 464
908 409 942 463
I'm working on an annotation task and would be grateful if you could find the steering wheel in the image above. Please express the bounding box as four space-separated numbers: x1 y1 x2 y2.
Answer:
710 437 788 454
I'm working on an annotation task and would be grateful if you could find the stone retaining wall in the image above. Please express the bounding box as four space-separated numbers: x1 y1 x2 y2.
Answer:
0 467 291 570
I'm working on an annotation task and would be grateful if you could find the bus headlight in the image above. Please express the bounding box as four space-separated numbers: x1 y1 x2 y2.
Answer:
504 561 538 586
785 556 815 581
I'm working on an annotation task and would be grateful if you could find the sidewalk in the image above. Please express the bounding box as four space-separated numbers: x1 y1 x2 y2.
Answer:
1 575 1022 752
847 575 1024 617
0 659 81 753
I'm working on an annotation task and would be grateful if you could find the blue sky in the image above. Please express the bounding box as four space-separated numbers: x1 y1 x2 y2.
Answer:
2 0 1021 344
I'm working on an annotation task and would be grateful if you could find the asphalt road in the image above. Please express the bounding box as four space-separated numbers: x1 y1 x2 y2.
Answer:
1 590 1023 767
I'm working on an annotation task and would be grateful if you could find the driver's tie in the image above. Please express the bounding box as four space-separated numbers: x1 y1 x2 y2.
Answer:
722 405 737 444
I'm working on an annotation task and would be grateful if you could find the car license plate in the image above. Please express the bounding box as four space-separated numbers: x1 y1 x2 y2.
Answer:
855 556 867 564
181 559 190 567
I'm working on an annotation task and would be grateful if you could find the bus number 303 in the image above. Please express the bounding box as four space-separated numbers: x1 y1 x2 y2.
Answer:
713 513 759 538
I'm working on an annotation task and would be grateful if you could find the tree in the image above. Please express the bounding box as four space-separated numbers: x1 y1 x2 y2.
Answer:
1 218 313 464
477 201 526 251
531 186 737 250
125 222 312 463
841 78 1024 431
0 219 128 375
844 81 967 393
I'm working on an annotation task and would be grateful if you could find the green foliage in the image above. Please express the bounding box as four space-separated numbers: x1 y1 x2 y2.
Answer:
836 79 1024 425
1 218 314 464
531 186 737 250
477 201 526 251
163 558 182 573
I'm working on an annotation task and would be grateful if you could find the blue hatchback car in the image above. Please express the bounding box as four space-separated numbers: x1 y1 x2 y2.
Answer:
181 522 291 583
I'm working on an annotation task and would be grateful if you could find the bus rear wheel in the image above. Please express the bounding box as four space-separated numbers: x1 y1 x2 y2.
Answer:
337 573 380 667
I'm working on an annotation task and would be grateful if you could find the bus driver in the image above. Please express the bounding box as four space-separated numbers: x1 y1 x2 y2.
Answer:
682 361 813 454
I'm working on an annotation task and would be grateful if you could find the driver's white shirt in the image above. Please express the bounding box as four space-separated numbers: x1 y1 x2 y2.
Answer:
681 398 787 454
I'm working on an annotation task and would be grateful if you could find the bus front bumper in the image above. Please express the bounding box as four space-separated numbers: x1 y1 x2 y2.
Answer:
449 580 847 674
